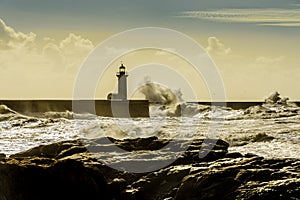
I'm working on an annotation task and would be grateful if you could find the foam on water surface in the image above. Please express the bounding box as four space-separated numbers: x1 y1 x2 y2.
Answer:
0 92 299 158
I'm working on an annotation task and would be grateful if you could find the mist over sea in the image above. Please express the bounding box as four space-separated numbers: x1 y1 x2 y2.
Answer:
0 88 299 159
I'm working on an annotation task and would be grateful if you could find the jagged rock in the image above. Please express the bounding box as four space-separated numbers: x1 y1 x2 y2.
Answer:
0 137 299 200
0 157 110 200
225 152 243 158
106 136 170 151
10 140 84 159
120 165 192 200
174 157 300 200
0 153 5 159
82 137 229 171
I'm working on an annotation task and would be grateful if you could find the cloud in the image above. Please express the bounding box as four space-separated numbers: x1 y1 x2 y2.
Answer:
55 33 94 70
255 56 285 65
292 3 300 7
0 18 94 71
41 34 95 70
154 48 179 60
104 46 135 57
258 23 300 27
59 33 94 57
43 37 55 43
0 18 96 98
179 8 300 27
0 19 36 50
43 43 64 67
206 37 231 56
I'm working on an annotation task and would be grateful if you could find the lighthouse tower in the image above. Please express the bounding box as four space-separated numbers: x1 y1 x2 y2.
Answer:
106 63 130 101
116 63 128 100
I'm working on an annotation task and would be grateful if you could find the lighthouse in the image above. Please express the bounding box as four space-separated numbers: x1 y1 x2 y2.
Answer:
103 63 149 117
107 63 128 100
116 63 128 100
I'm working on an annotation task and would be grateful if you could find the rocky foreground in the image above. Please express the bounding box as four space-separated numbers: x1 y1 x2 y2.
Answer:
0 137 299 200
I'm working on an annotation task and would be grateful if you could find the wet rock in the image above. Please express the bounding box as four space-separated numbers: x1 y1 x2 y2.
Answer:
121 165 192 200
174 157 300 200
0 137 299 200
0 153 6 161
175 167 240 200
83 137 229 170
225 152 243 158
108 136 170 151
0 157 110 200
10 140 85 159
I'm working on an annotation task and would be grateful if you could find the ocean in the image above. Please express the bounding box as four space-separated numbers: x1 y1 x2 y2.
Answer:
1 95 299 159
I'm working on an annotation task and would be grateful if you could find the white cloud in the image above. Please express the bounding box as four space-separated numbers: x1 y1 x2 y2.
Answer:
55 33 94 70
206 37 231 56
0 18 94 71
43 43 64 67
0 19 36 50
43 37 55 43
259 23 300 27
0 18 96 98
179 8 300 27
59 33 94 57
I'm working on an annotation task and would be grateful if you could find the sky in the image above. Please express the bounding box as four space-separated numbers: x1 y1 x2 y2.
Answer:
0 0 300 101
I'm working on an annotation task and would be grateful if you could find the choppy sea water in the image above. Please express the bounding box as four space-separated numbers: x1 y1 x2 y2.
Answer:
0 102 299 159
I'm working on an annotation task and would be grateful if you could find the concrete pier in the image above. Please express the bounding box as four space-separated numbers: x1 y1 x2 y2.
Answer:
0 100 150 118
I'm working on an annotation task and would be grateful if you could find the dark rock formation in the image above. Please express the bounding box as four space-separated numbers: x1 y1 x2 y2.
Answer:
174 156 300 200
0 137 299 200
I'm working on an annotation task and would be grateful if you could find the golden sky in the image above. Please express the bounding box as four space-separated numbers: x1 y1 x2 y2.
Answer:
0 0 300 101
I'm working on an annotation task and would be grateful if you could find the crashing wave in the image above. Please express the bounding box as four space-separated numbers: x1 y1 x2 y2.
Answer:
243 92 300 119
0 104 17 114
264 91 289 104
0 104 30 121
138 80 220 118
43 111 74 119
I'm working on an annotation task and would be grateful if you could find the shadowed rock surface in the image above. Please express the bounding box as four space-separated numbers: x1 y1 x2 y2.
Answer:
0 137 299 200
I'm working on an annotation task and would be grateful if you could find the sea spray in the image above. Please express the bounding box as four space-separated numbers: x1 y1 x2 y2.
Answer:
0 104 16 114
0 91 299 158
137 79 240 118
244 91 300 119
138 78 184 116
138 77 183 104
44 111 74 119
0 104 31 121
264 91 289 104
